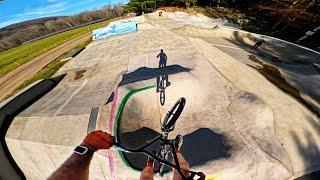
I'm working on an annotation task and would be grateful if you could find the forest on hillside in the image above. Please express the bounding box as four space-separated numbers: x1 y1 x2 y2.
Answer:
124 0 320 14
124 0 320 50
1 0 319 52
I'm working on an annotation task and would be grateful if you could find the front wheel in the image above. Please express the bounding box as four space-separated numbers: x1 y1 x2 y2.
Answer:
162 97 186 132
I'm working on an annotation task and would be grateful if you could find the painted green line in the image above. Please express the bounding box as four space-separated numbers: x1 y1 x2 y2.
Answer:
113 85 156 168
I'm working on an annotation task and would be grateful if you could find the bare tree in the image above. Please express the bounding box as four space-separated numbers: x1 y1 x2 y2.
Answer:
271 0 316 33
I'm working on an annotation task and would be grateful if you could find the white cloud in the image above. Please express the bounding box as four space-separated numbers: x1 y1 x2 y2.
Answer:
0 17 31 28
0 0 103 28
0 1 69 28
15 0 100 18
16 1 69 18
47 0 58 3
0 21 15 28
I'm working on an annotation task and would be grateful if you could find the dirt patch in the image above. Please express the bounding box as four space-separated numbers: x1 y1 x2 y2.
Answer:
258 64 302 99
74 70 86 80
248 54 263 64
0 33 91 101
248 55 320 117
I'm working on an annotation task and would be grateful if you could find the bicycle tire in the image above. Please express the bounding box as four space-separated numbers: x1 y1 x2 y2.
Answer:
162 97 186 131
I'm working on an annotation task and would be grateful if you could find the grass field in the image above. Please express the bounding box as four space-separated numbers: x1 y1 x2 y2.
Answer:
2 39 92 101
0 18 115 78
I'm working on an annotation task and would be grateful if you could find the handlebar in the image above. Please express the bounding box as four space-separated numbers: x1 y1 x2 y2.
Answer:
114 135 205 180
113 97 205 180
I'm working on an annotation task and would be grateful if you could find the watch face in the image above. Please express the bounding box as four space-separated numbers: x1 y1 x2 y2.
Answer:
74 146 88 155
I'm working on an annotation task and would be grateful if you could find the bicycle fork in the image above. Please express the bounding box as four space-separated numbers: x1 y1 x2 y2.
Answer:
159 131 170 176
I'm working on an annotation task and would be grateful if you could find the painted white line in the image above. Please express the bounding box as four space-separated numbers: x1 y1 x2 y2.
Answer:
210 43 242 50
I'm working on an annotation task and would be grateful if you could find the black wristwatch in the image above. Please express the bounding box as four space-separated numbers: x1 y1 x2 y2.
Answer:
74 144 95 155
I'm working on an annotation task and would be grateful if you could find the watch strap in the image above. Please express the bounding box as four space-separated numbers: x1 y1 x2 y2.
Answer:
74 145 94 155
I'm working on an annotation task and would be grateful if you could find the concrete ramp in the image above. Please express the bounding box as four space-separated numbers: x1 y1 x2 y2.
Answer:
106 47 294 179
3 11 320 180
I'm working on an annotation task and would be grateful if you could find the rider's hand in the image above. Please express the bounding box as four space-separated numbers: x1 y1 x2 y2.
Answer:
83 130 115 151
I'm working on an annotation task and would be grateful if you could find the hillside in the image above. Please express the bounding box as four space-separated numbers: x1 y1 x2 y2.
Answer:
124 0 320 51
0 5 123 53
1 1 319 52
0 17 62 37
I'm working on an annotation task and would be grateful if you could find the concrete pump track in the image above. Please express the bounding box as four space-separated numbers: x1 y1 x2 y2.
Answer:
1 11 320 180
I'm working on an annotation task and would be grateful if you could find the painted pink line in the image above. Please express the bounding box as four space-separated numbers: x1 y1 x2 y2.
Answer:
107 150 116 180
109 87 119 134
108 87 119 180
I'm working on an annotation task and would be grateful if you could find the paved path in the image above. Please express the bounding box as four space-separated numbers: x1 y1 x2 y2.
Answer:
0 33 91 101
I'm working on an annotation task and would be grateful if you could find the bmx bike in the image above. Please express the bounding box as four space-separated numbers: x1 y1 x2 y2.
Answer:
114 97 206 180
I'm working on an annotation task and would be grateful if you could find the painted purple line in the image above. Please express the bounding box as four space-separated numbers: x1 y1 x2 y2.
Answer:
108 87 119 180
108 150 115 180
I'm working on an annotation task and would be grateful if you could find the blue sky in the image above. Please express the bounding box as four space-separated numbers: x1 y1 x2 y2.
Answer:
0 0 128 28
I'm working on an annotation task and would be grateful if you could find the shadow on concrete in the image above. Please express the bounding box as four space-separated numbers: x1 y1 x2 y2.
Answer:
180 128 231 167
223 32 320 117
224 32 291 66
118 65 191 87
105 91 114 104
226 31 320 178
224 31 320 73
156 49 170 106
157 70 169 106
105 64 191 105
118 127 162 172
118 127 231 172
157 49 167 69
292 115 320 180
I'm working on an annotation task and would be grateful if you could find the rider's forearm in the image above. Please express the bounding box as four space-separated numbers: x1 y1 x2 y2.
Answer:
48 144 93 180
